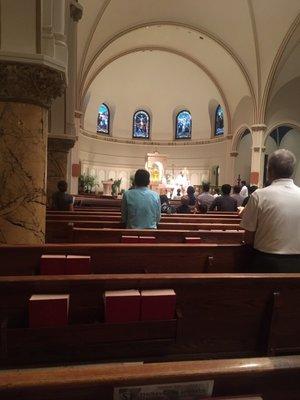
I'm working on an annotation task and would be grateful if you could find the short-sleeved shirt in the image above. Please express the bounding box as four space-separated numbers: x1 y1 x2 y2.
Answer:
198 192 214 208
231 193 244 207
52 191 74 211
240 185 249 198
209 195 237 212
240 179 300 254
121 187 161 229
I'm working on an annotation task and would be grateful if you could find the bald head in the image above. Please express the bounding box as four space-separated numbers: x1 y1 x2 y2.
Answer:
268 149 296 181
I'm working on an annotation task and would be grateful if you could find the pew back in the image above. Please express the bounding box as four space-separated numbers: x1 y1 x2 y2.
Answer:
0 274 300 368
0 355 298 400
0 243 245 275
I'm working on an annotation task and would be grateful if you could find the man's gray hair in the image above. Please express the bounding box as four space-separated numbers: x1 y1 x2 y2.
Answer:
268 149 296 178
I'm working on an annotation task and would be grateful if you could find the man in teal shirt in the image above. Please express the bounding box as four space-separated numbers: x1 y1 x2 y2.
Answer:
121 169 161 229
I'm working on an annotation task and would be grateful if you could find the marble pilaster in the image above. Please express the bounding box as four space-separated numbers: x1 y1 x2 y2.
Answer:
0 102 47 244
47 135 75 204
0 62 66 244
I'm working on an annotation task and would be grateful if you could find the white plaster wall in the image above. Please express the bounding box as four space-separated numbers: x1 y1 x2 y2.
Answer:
280 130 300 186
83 51 224 140
234 132 252 183
1 0 36 54
79 131 227 190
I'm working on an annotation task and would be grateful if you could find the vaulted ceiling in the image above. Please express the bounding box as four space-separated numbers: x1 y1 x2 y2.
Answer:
77 0 300 130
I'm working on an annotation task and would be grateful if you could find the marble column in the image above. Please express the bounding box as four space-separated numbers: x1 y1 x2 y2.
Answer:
0 63 66 244
47 135 75 204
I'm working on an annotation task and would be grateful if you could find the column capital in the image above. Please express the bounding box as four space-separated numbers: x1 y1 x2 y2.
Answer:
70 1 83 22
0 62 66 109
48 134 76 152
230 152 238 157
74 110 84 118
251 124 267 132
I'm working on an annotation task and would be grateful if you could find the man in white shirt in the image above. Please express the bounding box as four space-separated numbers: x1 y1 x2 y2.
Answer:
240 180 249 198
240 149 300 272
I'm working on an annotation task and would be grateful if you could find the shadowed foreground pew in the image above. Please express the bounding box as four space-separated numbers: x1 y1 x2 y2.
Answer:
0 243 246 275
1 274 300 367
0 355 299 400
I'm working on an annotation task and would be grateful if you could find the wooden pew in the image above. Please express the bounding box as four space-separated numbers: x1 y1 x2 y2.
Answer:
0 355 298 399
46 213 240 225
70 227 244 244
0 243 246 275
0 273 300 368
46 220 242 242
47 210 241 219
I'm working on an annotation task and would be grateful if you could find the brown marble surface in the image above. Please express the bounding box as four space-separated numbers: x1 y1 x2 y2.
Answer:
47 136 75 204
0 102 47 244
47 149 68 205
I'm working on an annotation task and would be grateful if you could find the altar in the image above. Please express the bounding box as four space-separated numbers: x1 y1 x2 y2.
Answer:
145 152 190 197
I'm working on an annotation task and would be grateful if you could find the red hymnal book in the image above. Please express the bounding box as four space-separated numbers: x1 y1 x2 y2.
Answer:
185 237 202 243
104 290 140 323
139 236 156 243
40 255 66 275
29 294 69 328
66 255 91 274
121 236 139 243
140 289 176 321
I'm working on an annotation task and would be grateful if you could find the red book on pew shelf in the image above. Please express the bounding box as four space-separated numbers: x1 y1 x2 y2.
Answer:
66 255 91 274
185 237 202 243
140 289 176 321
29 294 69 328
121 235 139 243
104 290 140 323
139 236 156 243
40 255 66 275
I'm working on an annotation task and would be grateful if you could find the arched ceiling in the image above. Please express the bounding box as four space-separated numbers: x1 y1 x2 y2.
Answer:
78 0 300 126
83 50 225 141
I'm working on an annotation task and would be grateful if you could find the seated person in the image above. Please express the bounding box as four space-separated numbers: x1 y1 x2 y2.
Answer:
176 196 191 214
209 184 237 212
197 182 214 209
186 185 196 206
121 169 161 229
173 188 182 200
51 180 74 211
231 185 244 207
213 187 220 198
196 202 208 214
160 195 175 214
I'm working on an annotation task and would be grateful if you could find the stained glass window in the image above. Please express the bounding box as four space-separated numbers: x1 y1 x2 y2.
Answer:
97 103 110 134
133 110 150 139
175 110 192 139
215 105 224 136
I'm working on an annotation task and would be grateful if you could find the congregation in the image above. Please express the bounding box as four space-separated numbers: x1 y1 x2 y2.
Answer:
1 1 300 399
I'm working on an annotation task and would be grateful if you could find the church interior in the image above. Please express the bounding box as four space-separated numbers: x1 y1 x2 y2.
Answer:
1 1 300 399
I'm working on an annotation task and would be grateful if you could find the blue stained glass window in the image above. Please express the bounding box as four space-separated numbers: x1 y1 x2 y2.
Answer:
175 110 192 139
133 110 150 139
215 105 224 136
97 103 110 134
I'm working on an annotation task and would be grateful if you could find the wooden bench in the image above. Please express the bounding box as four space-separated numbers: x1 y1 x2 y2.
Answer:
46 220 242 242
0 273 300 368
46 213 240 225
70 227 244 244
0 355 298 399
0 243 246 275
